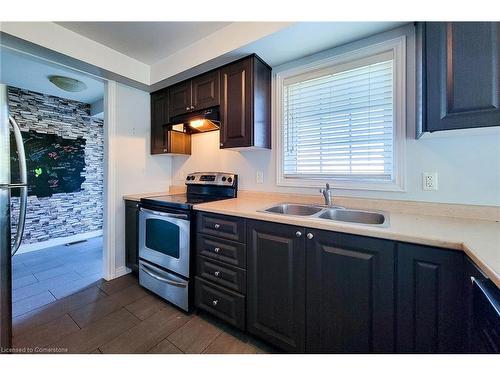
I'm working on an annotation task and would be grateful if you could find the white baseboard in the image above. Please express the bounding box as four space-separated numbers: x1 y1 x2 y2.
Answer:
16 230 103 255
112 266 131 280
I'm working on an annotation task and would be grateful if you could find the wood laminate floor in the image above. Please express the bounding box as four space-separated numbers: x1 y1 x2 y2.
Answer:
11 239 274 354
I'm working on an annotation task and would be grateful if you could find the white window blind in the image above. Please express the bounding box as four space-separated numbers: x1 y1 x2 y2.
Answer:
282 51 395 183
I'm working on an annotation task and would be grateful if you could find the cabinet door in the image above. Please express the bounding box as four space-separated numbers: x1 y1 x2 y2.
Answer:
150 91 168 154
165 130 191 155
125 200 139 274
169 80 192 117
426 22 500 131
397 243 464 353
306 230 395 353
220 57 252 148
463 257 487 353
246 220 306 352
192 70 220 111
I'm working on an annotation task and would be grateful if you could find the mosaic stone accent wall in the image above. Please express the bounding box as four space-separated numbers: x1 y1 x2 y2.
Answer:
8 86 103 245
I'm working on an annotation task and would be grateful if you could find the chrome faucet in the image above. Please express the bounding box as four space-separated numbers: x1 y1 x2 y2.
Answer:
320 183 333 206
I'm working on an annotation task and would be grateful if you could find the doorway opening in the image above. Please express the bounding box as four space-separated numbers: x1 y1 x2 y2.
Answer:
2 46 107 319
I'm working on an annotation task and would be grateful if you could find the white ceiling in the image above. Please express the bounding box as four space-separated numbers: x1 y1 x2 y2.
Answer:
0 47 104 104
56 22 232 65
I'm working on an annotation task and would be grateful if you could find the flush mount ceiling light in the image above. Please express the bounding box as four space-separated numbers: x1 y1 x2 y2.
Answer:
48 75 87 92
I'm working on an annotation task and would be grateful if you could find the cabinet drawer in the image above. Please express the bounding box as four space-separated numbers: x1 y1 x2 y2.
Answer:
196 234 246 268
197 256 246 293
197 212 245 242
195 276 245 330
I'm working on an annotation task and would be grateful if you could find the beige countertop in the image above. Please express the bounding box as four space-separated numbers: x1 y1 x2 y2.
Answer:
193 194 500 288
123 191 171 201
123 186 186 202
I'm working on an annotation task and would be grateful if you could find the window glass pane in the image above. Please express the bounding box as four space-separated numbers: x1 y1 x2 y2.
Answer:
145 219 180 258
282 56 394 182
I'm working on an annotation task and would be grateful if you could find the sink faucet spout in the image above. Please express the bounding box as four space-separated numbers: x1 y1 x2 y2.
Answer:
320 183 333 206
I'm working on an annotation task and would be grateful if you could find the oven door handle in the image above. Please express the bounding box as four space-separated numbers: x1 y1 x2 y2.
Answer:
140 207 188 220
140 263 188 288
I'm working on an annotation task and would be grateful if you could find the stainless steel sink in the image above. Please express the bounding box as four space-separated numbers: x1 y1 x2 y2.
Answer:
259 203 388 226
261 203 324 216
317 208 387 225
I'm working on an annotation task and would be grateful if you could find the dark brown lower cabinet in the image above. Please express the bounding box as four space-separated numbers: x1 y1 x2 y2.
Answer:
306 229 396 353
464 257 487 353
125 200 139 274
195 276 245 330
246 220 306 353
396 243 464 353
194 215 473 354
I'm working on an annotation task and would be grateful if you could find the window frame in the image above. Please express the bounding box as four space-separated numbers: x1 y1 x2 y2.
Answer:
274 36 406 191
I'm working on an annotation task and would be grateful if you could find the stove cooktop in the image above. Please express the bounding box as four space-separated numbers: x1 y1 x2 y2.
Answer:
140 194 229 210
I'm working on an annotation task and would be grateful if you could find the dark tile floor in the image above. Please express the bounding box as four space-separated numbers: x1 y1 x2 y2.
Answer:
11 238 274 354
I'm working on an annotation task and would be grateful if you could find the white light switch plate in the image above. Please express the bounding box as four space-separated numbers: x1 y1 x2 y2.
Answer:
423 172 438 191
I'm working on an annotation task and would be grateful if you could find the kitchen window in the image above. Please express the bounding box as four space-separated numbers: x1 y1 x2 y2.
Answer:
275 36 406 191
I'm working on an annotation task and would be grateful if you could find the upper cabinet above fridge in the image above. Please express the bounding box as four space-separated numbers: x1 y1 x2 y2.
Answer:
417 22 500 136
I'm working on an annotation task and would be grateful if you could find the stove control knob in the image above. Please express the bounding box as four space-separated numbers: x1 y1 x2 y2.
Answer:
214 247 220 253
227 177 233 183
221 176 226 182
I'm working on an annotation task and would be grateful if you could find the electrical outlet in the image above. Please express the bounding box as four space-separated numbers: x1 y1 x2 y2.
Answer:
423 172 438 191
256 171 264 184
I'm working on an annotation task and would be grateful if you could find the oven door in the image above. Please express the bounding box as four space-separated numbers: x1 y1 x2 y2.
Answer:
138 207 190 278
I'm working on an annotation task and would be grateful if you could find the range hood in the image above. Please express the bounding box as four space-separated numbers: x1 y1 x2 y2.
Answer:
166 107 220 134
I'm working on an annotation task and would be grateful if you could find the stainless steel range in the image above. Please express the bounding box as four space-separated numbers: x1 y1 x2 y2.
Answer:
138 172 237 311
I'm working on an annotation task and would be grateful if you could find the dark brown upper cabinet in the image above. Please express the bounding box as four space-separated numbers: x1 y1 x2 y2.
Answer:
220 55 271 149
192 70 220 111
151 89 191 155
169 80 192 118
150 54 270 153
418 22 500 134
150 90 169 154
169 70 220 118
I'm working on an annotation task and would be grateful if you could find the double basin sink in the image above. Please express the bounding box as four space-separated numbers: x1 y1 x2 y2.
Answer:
259 203 388 227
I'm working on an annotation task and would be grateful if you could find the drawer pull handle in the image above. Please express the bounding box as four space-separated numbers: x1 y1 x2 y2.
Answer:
214 223 220 229
295 231 302 237
214 271 220 277
212 299 219 306
214 247 220 253
307 233 314 240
